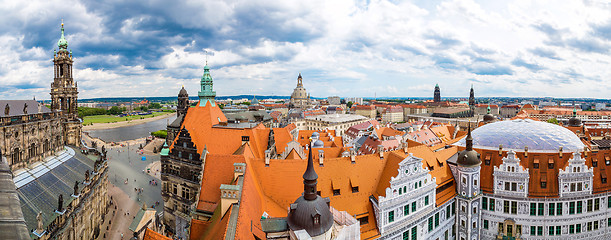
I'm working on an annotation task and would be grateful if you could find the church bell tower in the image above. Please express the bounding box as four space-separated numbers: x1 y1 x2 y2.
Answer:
50 21 82 146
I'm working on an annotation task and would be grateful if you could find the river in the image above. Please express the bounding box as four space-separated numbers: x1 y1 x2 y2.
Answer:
86 115 177 142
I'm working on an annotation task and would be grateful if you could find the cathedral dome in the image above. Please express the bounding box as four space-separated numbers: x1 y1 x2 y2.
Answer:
456 119 584 152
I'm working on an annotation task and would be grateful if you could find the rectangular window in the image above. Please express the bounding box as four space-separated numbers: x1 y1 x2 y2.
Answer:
588 199 593 212
549 203 555 216
333 189 340 196
587 222 592 231
489 198 495 212
549 226 555 236
483 220 489 229
538 203 544 216
537 226 543 236
452 202 455 215
594 221 599 230
595 198 600 211
505 182 510 191
577 201 583 214
576 223 581 233
556 226 561 236
530 203 536 216
570 202 575 214
412 202 417 213
403 231 409 240
482 197 488 210
411 226 417 240
425 196 429 206
504 200 510 213
435 213 439 227
608 218 611 227
445 205 450 219
557 202 562 215
569 225 575 234
608 196 611 208
404 205 409 216
511 182 517 191
428 217 433 231
511 201 517 215
388 211 394 223
358 216 368 225
530 226 536 235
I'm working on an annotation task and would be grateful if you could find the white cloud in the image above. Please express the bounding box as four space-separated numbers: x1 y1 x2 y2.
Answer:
0 0 610 99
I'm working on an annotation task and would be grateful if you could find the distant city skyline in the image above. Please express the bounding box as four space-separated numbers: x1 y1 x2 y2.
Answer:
1 0 610 100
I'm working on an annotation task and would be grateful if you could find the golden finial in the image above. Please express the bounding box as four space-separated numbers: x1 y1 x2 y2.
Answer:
61 19 64 26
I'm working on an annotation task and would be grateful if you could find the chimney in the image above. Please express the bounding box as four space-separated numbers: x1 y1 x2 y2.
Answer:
524 146 528 157
498 144 503 156
265 150 271 166
241 136 250 145
378 145 384 159
318 150 324 166
559 146 563 158
233 163 246 181
350 148 356 163
220 184 241 216
403 140 408 153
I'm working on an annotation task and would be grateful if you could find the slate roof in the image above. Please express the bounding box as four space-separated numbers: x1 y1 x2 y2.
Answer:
0 100 51 117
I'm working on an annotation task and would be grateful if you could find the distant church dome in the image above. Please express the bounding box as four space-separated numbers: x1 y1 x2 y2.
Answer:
483 106 496 123
568 109 582 127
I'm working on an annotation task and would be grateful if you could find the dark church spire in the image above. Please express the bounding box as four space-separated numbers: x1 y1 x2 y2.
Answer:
303 144 318 201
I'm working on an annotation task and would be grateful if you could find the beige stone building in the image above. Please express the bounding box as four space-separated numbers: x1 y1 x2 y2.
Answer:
294 114 368 136
354 105 376 119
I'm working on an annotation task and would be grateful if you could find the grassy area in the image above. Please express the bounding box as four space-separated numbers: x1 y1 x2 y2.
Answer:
83 112 172 125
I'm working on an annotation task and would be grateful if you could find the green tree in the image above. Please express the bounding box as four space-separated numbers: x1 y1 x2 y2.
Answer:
547 118 559 124
140 106 149 112
346 101 354 109
108 106 123 115
149 103 162 109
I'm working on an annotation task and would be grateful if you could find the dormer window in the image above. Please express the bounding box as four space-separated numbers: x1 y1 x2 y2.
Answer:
313 214 320 225
593 158 598 167
485 155 491 165
533 158 539 169
606 155 610 165
548 158 554 169
602 172 607 184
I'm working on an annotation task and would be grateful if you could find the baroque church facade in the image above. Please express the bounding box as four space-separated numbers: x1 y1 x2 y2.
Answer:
0 23 108 240
0 22 82 171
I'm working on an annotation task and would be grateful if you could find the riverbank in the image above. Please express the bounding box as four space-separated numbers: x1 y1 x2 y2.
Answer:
83 112 174 131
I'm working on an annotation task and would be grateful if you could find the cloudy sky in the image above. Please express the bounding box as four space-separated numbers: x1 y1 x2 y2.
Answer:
0 0 610 100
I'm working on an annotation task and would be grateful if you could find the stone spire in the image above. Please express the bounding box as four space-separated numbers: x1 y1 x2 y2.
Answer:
465 124 473 151
303 144 318 200
434 84 441 102
198 64 216 107
469 84 475 109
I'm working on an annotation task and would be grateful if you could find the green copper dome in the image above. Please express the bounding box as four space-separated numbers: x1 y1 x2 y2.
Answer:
57 23 68 50
160 143 170 156
198 64 216 107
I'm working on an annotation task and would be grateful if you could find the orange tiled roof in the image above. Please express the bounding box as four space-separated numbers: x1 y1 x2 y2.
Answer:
196 154 246 213
143 228 171 240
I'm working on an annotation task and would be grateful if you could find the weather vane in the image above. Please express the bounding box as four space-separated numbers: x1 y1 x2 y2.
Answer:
204 50 209 65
